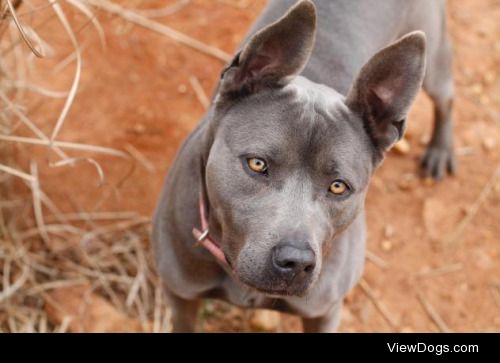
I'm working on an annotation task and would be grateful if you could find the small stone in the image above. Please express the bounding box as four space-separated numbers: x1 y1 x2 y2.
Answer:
404 126 416 140
470 83 483 95
381 240 393 252
177 84 187 93
384 224 395 239
456 146 475 156
419 135 430 146
202 301 216 316
484 71 496 85
494 182 500 194
249 310 281 332
393 138 411 155
370 176 385 192
482 137 496 152
400 326 414 333
133 123 146 134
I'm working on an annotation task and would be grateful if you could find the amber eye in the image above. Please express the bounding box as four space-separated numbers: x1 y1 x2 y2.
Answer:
247 157 267 174
329 180 348 195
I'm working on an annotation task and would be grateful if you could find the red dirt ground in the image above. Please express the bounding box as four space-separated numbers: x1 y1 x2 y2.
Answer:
14 0 500 331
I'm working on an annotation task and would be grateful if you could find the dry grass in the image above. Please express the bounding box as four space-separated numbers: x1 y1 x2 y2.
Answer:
0 0 172 332
85 0 231 62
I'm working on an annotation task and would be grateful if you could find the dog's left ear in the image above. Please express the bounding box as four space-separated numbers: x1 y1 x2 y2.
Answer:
346 31 427 155
219 0 316 97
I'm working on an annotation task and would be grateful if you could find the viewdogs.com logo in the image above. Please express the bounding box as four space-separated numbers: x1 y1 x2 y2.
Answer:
387 343 479 355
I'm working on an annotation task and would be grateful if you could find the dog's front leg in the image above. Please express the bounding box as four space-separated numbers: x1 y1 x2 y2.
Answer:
166 292 200 333
301 302 342 333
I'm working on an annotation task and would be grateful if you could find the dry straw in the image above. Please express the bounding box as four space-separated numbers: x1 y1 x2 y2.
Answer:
0 0 173 332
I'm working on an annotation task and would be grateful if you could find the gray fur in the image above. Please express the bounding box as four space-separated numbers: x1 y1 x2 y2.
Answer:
152 0 454 332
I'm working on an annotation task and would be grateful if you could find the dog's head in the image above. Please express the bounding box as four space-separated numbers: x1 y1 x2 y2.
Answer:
203 0 426 296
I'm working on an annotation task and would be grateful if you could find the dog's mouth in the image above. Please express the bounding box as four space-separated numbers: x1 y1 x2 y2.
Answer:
248 284 301 297
239 276 311 297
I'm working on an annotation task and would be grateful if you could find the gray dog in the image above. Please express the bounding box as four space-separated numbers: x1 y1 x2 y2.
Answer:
152 0 454 332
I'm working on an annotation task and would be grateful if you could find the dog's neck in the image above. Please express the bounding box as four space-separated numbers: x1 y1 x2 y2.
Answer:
192 193 231 269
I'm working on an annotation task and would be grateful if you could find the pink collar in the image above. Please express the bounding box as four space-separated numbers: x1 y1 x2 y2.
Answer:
192 195 229 267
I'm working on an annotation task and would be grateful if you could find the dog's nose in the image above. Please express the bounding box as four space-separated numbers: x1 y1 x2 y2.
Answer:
272 241 316 278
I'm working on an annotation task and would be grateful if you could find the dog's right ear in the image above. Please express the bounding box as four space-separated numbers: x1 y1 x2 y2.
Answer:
218 0 316 98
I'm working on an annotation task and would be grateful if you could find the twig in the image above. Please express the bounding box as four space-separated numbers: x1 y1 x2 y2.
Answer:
189 76 210 109
415 263 463 278
5 0 44 57
66 0 106 49
135 0 190 18
50 157 105 186
84 0 231 62
217 0 254 9
1 0 22 19
51 44 85 74
80 216 150 244
359 278 399 330
0 163 34 181
24 279 88 295
0 89 68 159
161 307 172 333
445 166 500 245
0 9 56 57
124 143 155 173
153 284 163 333
0 260 29 303
366 249 389 269
30 161 50 244
48 0 82 143
0 134 129 158
11 2 53 18
45 211 139 222
3 80 68 98
56 316 73 333
416 290 451 333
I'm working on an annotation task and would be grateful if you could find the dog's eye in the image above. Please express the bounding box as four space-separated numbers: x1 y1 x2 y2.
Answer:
329 180 348 195
247 157 267 174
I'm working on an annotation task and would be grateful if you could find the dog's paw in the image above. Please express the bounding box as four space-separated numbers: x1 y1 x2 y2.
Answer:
420 144 456 180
